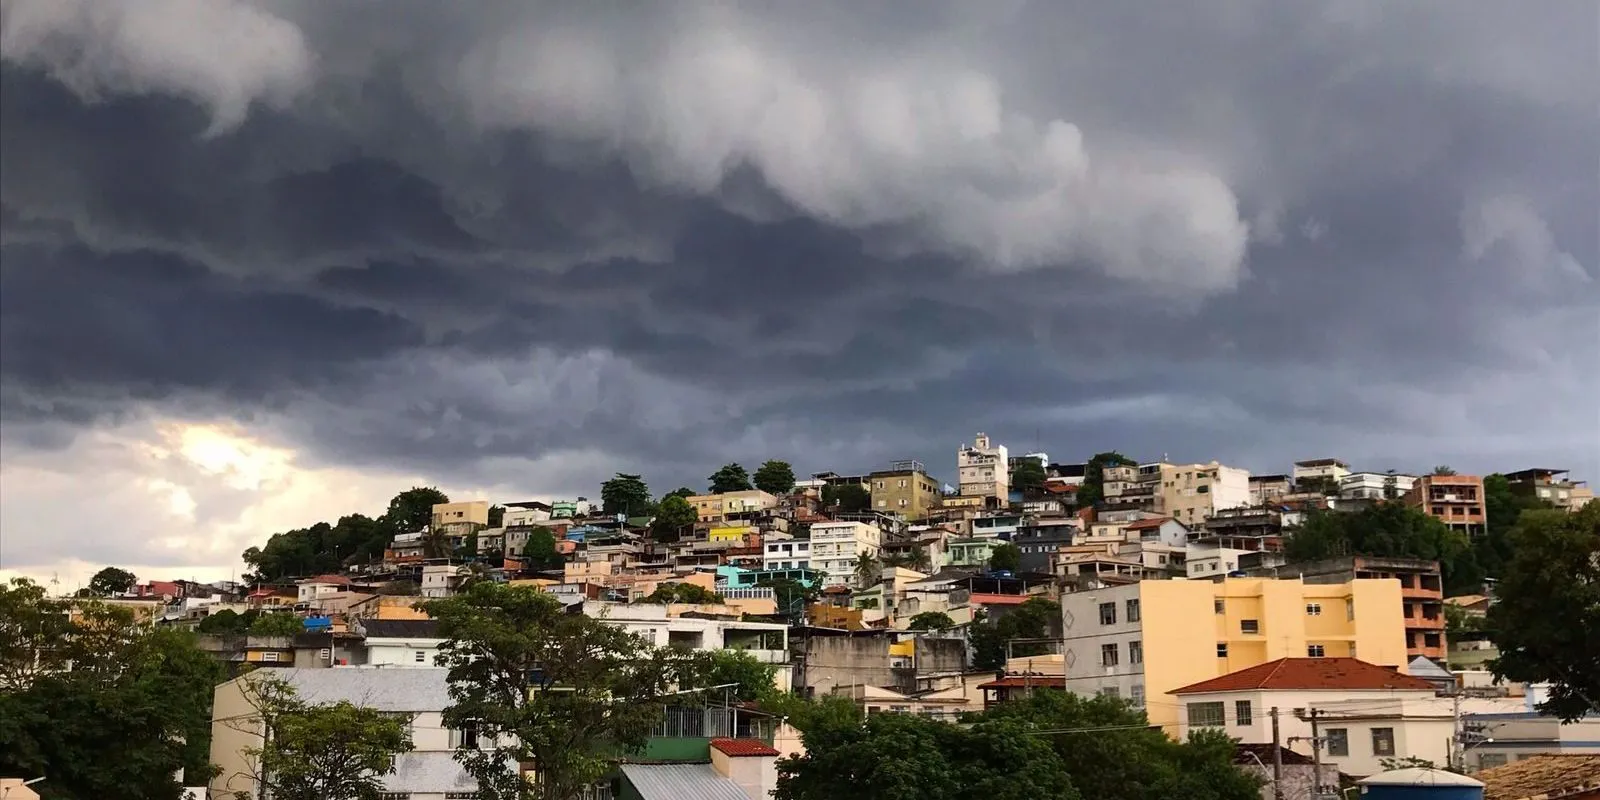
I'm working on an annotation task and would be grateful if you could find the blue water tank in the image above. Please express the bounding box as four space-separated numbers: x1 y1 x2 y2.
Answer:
1357 768 1483 800
303 615 332 632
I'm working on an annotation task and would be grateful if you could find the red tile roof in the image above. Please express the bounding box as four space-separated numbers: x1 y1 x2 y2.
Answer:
710 738 780 757
1125 517 1174 530
1172 658 1436 694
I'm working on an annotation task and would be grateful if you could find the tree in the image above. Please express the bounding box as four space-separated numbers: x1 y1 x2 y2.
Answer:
488 504 505 527
854 551 882 589
1488 504 1600 721
227 672 413 800
758 578 819 619
882 548 931 573
822 483 871 512
1432 465 1458 476
521 529 565 571
650 495 698 543
385 486 449 534
970 598 1061 670
680 649 779 704
87 566 137 597
1076 451 1136 508
665 486 696 500
1476 473 1552 578
250 612 306 637
1010 457 1046 494
708 463 753 494
907 611 955 631
753 460 797 495
242 488 445 584
422 583 689 800
600 473 652 516
988 543 1021 572
0 579 225 800
639 583 723 605
1286 504 1483 595
197 608 253 635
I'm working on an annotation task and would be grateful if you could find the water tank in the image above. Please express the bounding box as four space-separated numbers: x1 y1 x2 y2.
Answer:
1356 767 1483 800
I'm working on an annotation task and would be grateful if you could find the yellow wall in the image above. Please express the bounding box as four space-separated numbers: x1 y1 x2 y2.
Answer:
709 525 755 542
431 500 489 528
1137 578 1407 733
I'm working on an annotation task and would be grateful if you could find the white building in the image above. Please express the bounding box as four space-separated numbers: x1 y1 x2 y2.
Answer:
957 433 1010 501
763 538 811 571
807 521 883 587
295 576 353 604
580 602 793 691
420 564 460 598
1339 472 1418 500
210 668 487 800
355 619 446 668
1293 458 1351 486
1171 657 1443 778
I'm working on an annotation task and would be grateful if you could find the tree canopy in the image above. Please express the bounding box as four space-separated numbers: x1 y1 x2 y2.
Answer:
1010 457 1047 494
970 598 1060 670
988 543 1021 572
0 579 225 800
1286 503 1483 594
249 612 307 637
639 582 723 605
520 528 565 571
708 463 754 493
600 473 653 516
907 611 956 631
822 483 871 512
650 494 698 542
243 487 448 583
753 460 797 495
1488 504 1600 721
87 566 137 596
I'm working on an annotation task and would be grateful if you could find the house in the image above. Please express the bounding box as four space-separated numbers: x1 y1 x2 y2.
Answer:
616 738 784 800
1405 474 1488 537
1155 461 1252 527
1502 468 1592 511
1059 577 1410 736
1340 471 1419 501
1171 657 1441 778
1476 754 1600 799
356 618 446 667
828 683 972 720
762 538 811 571
209 668 483 800
1012 520 1081 572
294 574 354 604
686 490 778 525
791 627 967 698
808 520 882 587
957 432 1010 502
1292 458 1351 488
579 602 793 691
1248 474 1293 505
946 536 1000 568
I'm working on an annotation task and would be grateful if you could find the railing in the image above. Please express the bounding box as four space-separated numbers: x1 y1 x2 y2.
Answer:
720 587 776 600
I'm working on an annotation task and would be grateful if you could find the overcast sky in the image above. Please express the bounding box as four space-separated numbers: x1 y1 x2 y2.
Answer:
1 0 1596 588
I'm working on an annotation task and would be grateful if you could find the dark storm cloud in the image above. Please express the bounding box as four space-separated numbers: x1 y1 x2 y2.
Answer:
1 0 1596 517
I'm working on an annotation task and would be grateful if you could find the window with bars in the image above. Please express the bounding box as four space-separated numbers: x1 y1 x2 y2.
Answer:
1234 700 1253 726
1186 702 1226 728
1307 644 1325 657
1099 602 1117 625
1371 727 1396 756
1101 643 1119 667
1126 598 1141 622
1128 640 1143 664
1305 603 1323 616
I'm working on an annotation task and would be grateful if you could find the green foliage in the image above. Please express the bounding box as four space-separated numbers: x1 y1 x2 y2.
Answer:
639 583 723 605
758 578 819 619
1475 473 1552 577
1010 457 1047 494
0 579 225 800
87 566 137 596
708 463 754 493
907 611 956 631
1286 503 1483 594
853 550 882 589
600 473 653 516
1294 475 1339 496
680 649 779 704
665 486 696 500
754 460 798 495
243 487 448 583
197 608 256 635
1075 451 1136 508
650 495 698 542
882 547 932 572
488 504 505 527
232 673 413 800
249 612 306 637
1432 465 1458 476
422 583 691 800
988 543 1021 572
1488 504 1600 721
970 598 1061 670
822 483 871 512
1443 603 1483 636
520 528 565 571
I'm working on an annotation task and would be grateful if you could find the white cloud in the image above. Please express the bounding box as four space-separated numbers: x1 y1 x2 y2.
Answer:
1461 193 1591 284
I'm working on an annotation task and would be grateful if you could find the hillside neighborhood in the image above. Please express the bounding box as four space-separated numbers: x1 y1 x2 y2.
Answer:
5 439 1596 800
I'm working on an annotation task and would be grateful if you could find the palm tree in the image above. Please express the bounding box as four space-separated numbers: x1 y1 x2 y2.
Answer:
854 551 882 589
1432 465 1458 476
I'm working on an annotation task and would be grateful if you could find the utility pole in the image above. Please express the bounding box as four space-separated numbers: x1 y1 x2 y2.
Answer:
1270 707 1285 800
1309 708 1324 799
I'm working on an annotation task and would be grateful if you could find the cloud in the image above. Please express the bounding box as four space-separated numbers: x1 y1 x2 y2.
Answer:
0 1 1596 580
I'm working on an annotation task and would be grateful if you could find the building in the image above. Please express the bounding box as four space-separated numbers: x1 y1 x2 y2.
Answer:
808 521 882 587
1059 577 1410 735
1503 468 1591 511
1248 475 1292 505
1155 462 1252 527
1264 556 1446 661
210 668 483 800
1340 472 1419 501
1293 458 1351 488
762 538 811 571
430 500 489 531
1170 658 1442 778
957 433 1010 502
868 460 941 521
1405 474 1488 537
618 738 785 800
686 490 779 525
580 602 792 691
1012 520 1081 573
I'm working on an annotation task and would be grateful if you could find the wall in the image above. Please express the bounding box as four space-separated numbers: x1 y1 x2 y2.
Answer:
1240 762 1341 800
1176 691 1449 777
431 500 489 528
366 637 445 667
710 749 778 800
869 470 939 520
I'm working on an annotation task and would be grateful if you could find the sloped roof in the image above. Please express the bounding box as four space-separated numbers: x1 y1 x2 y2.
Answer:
1477 754 1600 800
1126 517 1175 530
1407 655 1455 681
710 738 780 757
1171 658 1435 694
620 764 749 800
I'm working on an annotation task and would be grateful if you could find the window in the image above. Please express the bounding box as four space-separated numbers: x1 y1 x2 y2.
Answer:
379 794 411 800
1131 684 1145 707
1099 602 1118 625
1477 753 1508 769
1305 603 1323 616
1101 643 1119 667
1216 643 1228 658
450 722 482 750
259 652 280 663
1129 640 1143 664
1326 728 1349 756
877 500 887 508
414 650 427 663
1126 598 1142 622
1234 700 1253 726
1240 619 1259 635
1347 601 1356 621
899 479 907 488
1307 644 1326 657
1187 702 1226 728
1214 599 1225 615
1371 727 1396 756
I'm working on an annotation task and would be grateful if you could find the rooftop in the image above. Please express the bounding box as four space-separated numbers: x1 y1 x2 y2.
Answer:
359 618 442 638
619 764 748 800
1171 658 1435 694
1125 517 1176 531
977 675 1069 689
710 738 780 757
265 667 453 711
1476 754 1600 800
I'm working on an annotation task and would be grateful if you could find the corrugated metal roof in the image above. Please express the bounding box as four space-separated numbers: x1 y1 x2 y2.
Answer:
620 764 749 800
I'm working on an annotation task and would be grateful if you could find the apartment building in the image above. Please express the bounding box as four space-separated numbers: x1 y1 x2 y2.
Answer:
430 500 489 531
1265 556 1447 661
1339 472 1418 501
1157 462 1252 526
808 520 883 587
686 489 779 524
580 601 792 690
957 432 1010 501
1404 474 1487 537
1059 577 1409 735
763 538 811 571
869 460 941 521
1248 474 1292 505
1503 468 1591 510
1292 458 1351 488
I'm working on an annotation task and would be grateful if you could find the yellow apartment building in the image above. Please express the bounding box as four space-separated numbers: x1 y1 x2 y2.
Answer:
1059 577 1408 735
708 524 757 543
869 460 941 520
430 500 489 529
686 490 778 524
